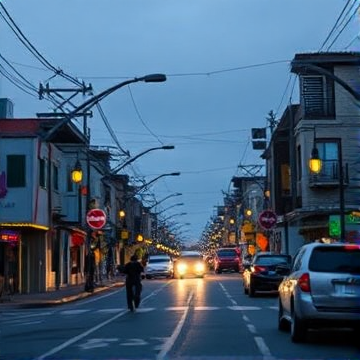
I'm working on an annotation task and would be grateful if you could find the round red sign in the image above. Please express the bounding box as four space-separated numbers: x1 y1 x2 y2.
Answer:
258 210 277 230
86 209 107 229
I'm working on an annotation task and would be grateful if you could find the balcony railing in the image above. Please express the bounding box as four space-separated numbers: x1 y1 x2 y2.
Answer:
309 159 348 188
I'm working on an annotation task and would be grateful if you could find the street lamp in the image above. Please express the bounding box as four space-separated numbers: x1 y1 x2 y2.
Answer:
155 203 184 216
71 160 83 224
161 212 187 223
134 172 181 194
112 145 175 174
309 138 345 241
44 73 167 141
148 192 182 209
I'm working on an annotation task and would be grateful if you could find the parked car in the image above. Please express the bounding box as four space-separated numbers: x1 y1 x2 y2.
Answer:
174 251 206 279
214 248 241 273
145 254 174 279
278 242 360 343
243 252 292 297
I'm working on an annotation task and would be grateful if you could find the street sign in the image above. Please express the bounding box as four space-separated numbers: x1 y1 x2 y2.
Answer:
86 208 107 229
258 210 277 230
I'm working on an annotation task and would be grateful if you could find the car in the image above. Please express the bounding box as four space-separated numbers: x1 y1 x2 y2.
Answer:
214 248 241 273
243 252 291 297
278 242 360 343
144 254 174 279
174 251 206 279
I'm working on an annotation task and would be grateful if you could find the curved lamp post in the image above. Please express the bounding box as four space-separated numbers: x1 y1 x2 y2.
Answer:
148 192 182 209
44 73 167 140
155 203 184 216
161 212 187 223
112 145 175 174
135 172 181 194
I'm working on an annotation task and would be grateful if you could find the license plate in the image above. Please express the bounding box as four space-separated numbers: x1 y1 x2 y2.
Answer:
335 284 360 295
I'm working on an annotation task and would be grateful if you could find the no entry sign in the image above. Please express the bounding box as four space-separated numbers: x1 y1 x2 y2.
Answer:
86 209 107 229
258 210 277 230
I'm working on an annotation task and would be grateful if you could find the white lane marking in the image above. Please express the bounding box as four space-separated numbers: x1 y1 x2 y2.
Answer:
228 306 261 311
79 338 118 349
194 306 219 310
165 306 188 311
121 338 148 346
12 320 43 326
33 288 162 360
134 307 155 313
156 291 193 360
59 310 89 315
254 336 273 358
247 324 257 334
269 306 278 310
98 308 125 313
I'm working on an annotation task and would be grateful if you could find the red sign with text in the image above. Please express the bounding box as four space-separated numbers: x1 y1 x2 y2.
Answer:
86 209 107 229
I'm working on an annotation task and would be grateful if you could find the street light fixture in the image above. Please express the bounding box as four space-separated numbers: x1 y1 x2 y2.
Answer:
44 73 167 141
112 145 175 174
148 192 182 209
155 203 184 216
135 172 181 194
161 212 187 223
309 138 346 242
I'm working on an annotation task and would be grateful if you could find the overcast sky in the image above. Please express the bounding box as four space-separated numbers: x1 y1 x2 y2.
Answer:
1 0 359 244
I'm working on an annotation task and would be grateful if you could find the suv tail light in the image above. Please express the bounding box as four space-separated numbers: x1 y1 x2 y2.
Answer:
298 273 311 292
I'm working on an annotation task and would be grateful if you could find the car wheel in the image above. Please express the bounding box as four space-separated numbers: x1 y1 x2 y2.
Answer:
291 311 307 343
278 299 289 331
249 283 256 297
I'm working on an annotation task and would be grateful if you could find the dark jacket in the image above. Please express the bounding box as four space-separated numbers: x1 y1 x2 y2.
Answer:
123 259 144 284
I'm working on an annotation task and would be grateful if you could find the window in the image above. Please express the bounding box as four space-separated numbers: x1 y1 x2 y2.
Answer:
39 158 46 188
7 155 26 187
67 166 74 192
316 140 340 181
301 75 335 118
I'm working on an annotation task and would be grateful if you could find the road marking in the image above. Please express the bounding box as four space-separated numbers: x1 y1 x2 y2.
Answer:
254 336 273 358
33 288 162 360
228 306 261 311
59 309 89 315
194 306 219 310
156 291 193 360
247 323 257 334
98 308 125 313
165 306 188 311
121 338 148 346
79 338 118 349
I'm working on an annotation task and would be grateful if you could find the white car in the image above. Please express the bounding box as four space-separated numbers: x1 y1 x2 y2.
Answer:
145 254 174 279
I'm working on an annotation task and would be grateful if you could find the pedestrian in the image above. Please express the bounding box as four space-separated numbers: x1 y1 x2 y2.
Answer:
123 254 144 312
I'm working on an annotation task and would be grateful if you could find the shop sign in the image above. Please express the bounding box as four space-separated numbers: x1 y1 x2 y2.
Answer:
0 230 19 242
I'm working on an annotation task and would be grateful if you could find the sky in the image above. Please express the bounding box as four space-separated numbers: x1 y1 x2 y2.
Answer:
0 0 359 244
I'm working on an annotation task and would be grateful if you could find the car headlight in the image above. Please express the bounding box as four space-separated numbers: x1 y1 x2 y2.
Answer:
195 262 205 272
177 262 187 274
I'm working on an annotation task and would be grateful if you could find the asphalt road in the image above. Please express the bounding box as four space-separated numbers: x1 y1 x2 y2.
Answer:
1 273 359 360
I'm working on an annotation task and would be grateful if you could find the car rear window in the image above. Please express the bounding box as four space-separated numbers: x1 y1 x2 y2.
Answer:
256 255 291 265
217 250 236 256
149 258 170 263
309 246 360 274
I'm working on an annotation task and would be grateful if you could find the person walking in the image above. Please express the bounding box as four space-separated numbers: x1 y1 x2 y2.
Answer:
123 254 144 312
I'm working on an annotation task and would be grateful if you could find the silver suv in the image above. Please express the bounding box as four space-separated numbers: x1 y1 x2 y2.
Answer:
278 242 360 342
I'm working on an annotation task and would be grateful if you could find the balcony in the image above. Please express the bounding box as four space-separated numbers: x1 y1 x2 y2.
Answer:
309 160 348 188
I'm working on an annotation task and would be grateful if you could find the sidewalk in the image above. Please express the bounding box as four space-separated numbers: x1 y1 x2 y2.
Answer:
0 277 125 310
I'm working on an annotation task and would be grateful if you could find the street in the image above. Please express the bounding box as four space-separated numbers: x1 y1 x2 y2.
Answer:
1 273 359 360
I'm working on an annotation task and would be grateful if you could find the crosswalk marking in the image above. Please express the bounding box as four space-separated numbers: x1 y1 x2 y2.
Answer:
3 305 278 322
